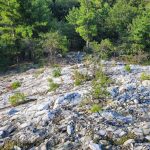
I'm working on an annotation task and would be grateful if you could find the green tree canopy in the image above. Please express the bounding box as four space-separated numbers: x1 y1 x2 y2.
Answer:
129 10 150 52
67 0 102 48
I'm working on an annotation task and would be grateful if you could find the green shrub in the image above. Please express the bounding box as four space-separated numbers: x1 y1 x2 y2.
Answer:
129 10 150 52
9 93 26 106
74 79 82 86
84 54 93 65
52 67 61 77
124 65 131 72
48 78 59 92
90 39 114 59
91 104 102 113
41 31 68 59
11 81 21 90
74 70 90 86
120 51 149 64
92 68 111 99
140 73 150 80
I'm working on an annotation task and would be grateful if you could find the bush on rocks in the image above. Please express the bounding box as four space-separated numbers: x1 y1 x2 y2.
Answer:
124 65 131 73
140 72 150 80
91 104 102 113
73 70 90 86
114 132 136 145
92 67 111 99
52 67 62 77
2 140 17 150
9 93 26 106
48 78 59 92
11 81 21 90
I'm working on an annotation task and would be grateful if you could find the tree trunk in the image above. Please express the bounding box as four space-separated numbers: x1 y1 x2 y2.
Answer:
86 40 89 49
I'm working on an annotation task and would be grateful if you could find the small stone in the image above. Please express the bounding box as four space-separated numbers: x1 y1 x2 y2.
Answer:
99 130 106 136
119 131 126 137
54 92 81 109
142 80 150 87
14 146 21 150
89 141 102 150
145 136 150 141
143 128 150 135
8 108 19 115
0 140 4 147
0 131 5 138
123 139 135 146
134 99 139 104
99 140 109 145
19 122 30 129
35 143 47 150
37 103 50 111
59 141 73 150
133 128 143 136
67 121 75 135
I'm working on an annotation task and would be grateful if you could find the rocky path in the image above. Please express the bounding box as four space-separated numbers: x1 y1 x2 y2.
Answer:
0 54 150 150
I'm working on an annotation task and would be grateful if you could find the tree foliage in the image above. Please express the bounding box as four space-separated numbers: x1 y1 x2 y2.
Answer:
0 0 149 70
41 31 68 59
67 0 102 48
129 10 150 52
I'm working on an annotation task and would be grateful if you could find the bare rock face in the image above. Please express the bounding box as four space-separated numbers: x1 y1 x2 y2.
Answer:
0 53 150 149
53 92 82 109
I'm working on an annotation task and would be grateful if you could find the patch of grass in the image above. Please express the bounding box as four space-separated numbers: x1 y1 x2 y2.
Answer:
91 104 102 113
124 65 131 72
34 68 45 78
140 72 150 80
114 132 136 145
48 78 53 83
1 140 33 150
52 67 61 77
48 78 59 92
1 140 16 150
52 64 60 68
73 70 90 86
74 79 82 86
9 92 26 106
11 81 21 90
92 68 111 99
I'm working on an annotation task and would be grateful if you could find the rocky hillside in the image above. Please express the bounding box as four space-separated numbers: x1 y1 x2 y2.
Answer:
0 53 150 150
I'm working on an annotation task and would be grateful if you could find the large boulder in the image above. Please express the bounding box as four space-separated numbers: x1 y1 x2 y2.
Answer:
53 92 81 109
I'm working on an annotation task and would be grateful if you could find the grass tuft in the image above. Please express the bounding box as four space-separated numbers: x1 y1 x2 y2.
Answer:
11 81 21 90
52 67 61 77
91 104 102 113
9 92 26 106
48 78 59 92
124 65 131 73
140 72 150 80
73 70 90 86
92 68 111 99
114 132 136 145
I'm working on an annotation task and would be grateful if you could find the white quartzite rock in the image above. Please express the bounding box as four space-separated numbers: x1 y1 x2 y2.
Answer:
53 92 81 109
89 141 102 150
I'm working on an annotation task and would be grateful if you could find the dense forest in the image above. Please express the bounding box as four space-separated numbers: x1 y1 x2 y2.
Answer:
0 0 150 70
